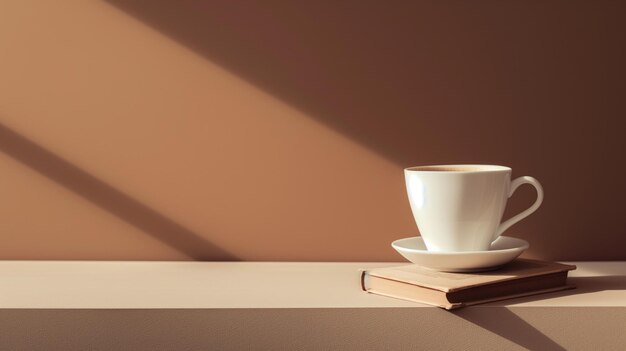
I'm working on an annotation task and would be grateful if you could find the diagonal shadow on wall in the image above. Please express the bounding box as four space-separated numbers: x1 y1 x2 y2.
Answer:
0 122 236 261
103 0 626 261
102 0 625 167
104 0 517 167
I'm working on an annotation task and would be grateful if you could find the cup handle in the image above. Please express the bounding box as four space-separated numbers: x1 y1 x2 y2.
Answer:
493 176 544 241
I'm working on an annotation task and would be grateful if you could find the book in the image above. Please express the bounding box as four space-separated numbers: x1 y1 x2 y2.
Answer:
360 259 576 310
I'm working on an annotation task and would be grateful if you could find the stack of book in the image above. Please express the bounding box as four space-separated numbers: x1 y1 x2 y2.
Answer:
361 259 576 309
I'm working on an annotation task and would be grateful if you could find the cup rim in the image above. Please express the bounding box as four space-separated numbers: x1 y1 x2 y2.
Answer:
404 164 511 173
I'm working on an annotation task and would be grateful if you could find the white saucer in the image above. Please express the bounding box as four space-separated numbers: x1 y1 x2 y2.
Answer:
391 236 529 272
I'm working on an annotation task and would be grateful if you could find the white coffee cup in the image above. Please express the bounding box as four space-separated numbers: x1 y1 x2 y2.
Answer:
404 165 543 252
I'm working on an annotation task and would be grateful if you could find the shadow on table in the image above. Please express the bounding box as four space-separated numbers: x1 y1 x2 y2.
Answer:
452 275 626 351
453 307 567 351
567 275 626 291
496 275 626 305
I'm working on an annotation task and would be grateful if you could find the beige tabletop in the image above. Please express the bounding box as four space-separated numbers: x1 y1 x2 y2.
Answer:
0 261 623 309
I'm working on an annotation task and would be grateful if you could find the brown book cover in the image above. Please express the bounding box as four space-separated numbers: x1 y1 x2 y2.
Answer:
361 259 576 310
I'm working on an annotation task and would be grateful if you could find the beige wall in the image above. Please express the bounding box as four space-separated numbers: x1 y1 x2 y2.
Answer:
0 0 623 261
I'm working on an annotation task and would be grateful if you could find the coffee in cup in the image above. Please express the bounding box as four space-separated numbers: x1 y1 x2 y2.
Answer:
404 165 543 252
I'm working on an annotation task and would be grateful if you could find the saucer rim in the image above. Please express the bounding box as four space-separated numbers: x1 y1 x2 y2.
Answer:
391 236 529 255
